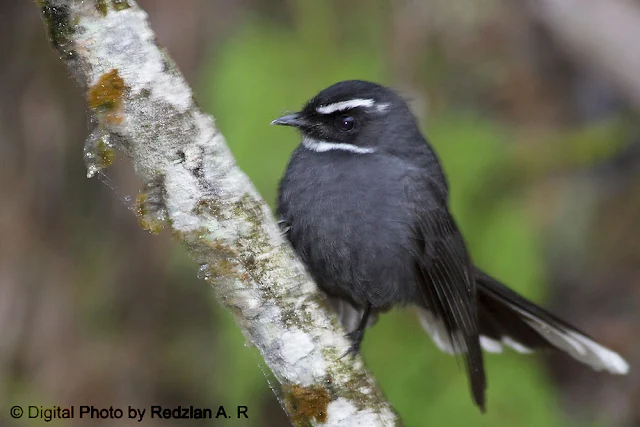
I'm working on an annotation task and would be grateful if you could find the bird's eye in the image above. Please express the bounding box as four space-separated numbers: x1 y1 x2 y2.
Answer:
335 115 355 132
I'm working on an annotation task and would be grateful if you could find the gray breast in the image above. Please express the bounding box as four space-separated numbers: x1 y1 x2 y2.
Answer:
277 150 417 308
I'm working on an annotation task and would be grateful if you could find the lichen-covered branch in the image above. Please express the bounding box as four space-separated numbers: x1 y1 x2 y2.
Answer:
35 1 400 425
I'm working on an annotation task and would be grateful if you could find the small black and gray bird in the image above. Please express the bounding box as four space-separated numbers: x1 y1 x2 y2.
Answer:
272 80 629 411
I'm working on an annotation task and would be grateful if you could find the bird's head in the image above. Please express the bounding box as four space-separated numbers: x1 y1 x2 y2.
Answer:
271 80 419 155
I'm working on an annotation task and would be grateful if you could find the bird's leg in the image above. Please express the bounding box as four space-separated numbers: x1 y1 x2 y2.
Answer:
343 304 372 358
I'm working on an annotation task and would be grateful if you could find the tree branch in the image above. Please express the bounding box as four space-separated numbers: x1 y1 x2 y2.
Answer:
35 1 400 425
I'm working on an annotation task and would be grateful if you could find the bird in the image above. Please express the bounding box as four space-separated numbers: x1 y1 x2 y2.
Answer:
271 80 629 411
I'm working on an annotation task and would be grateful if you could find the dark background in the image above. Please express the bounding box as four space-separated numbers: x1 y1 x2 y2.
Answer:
1 0 638 426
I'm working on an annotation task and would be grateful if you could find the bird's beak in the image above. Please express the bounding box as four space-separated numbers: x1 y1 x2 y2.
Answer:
271 113 308 128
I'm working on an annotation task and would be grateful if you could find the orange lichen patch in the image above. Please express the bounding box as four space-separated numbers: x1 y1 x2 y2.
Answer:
87 69 126 124
283 384 331 426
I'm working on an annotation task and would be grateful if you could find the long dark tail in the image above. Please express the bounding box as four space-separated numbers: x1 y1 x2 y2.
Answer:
419 268 628 375
476 269 629 374
475 269 628 373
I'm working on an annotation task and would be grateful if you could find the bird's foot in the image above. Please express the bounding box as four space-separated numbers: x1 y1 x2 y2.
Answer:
342 330 365 359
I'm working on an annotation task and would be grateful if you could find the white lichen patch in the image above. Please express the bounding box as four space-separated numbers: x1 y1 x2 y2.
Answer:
325 398 396 426
276 329 328 385
281 329 314 364
233 289 262 319
163 164 202 231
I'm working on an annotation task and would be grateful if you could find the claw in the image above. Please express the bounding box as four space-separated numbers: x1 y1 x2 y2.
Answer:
342 330 365 359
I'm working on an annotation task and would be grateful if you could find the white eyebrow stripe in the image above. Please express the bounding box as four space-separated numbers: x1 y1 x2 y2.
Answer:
316 98 375 114
302 137 375 154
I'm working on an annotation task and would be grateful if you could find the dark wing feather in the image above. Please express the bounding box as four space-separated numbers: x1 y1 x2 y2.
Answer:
404 171 486 411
